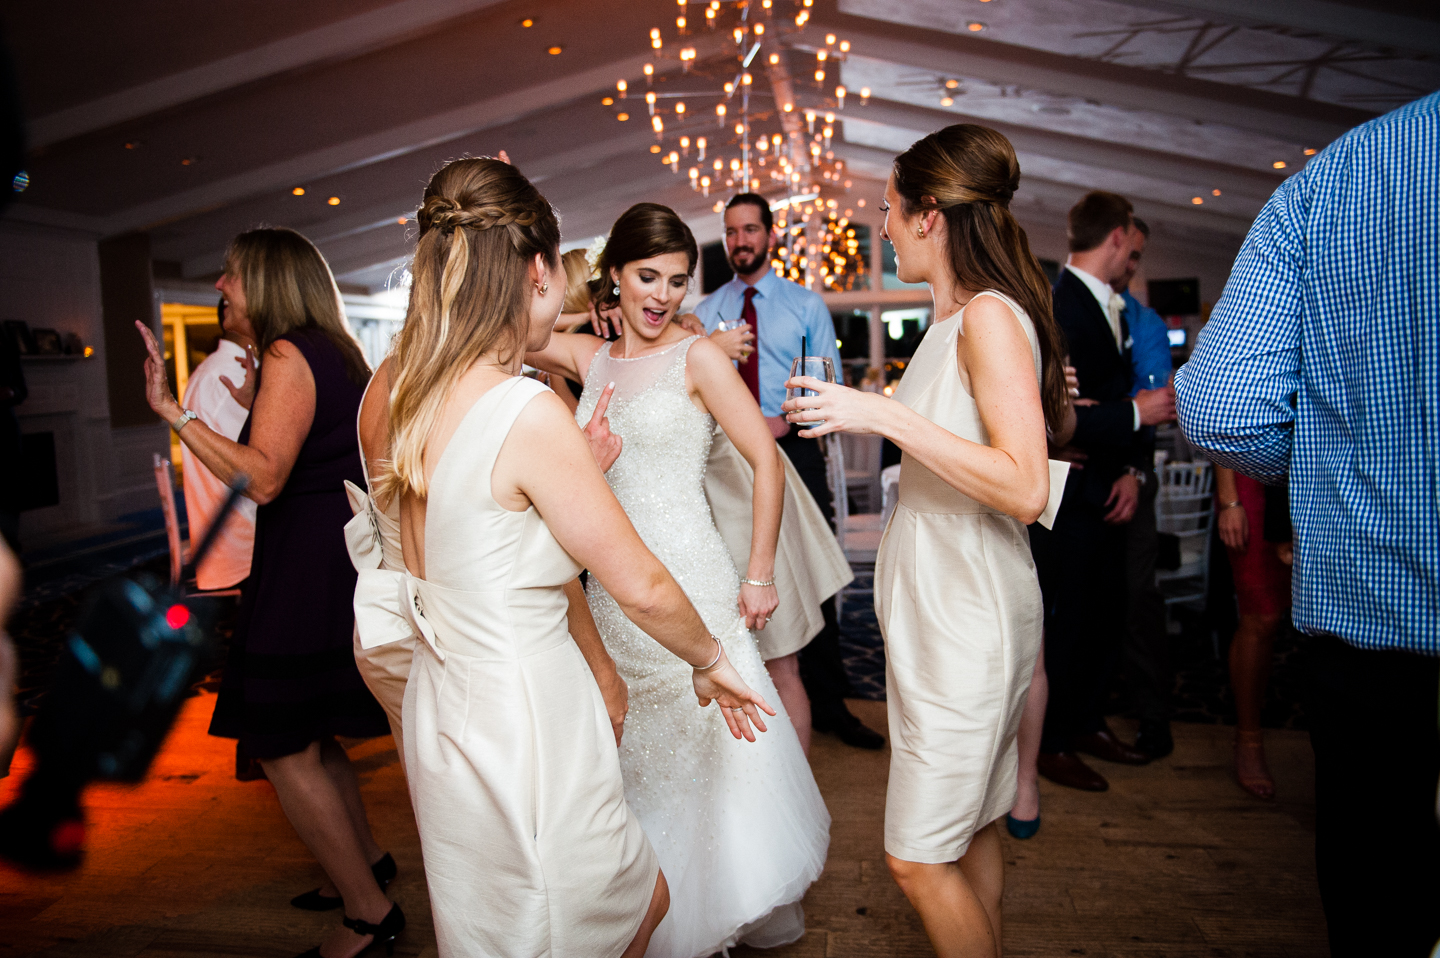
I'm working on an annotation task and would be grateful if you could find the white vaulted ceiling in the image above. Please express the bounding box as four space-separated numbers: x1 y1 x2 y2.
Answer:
4 0 1436 291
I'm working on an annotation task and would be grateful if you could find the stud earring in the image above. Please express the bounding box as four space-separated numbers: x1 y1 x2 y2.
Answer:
916 225 925 237
535 282 549 294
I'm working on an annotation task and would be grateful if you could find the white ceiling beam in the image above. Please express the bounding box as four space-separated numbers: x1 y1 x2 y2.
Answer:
807 13 1376 146
28 0 510 149
178 125 665 278
100 36 730 239
806 95 1285 201
1103 0 1440 57
832 140 1256 236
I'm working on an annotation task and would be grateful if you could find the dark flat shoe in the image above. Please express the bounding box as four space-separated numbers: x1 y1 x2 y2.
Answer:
1073 728 1151 766
1037 751 1109 791
1006 814 1040 839
291 853 397 911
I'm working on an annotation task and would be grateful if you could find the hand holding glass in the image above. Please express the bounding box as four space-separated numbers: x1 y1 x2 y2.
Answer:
786 357 835 427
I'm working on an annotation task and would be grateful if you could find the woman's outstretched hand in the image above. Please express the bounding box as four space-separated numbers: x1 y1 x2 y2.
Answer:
692 643 775 742
780 376 892 438
220 344 259 410
135 320 181 421
738 582 779 632
582 381 622 472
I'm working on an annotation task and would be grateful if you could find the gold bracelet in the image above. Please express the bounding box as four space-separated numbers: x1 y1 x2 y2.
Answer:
1220 500 1242 511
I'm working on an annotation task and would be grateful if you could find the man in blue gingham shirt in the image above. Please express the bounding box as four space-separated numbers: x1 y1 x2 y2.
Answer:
1175 90 1438 958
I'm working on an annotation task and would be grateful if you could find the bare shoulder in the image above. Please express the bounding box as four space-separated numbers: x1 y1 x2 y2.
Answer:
684 333 734 372
512 382 581 435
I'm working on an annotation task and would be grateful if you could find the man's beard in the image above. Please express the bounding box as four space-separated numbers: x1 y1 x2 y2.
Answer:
729 245 768 276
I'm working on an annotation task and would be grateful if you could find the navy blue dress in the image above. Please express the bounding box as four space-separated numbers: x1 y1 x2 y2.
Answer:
209 328 388 759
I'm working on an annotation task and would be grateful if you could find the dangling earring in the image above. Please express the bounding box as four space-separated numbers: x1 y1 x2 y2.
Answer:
613 284 620 296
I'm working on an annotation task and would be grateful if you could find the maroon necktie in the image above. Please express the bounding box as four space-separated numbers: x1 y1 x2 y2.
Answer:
740 286 760 403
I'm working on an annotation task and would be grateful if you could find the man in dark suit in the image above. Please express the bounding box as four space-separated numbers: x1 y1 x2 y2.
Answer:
1036 192 1175 791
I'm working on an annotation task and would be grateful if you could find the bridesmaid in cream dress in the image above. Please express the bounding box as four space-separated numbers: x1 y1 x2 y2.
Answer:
353 158 774 958
782 126 1071 958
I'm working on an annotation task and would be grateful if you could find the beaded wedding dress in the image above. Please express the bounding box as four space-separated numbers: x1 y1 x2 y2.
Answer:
575 335 830 958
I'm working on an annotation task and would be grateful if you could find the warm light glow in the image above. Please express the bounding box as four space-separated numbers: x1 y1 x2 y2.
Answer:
521 18 533 27
328 196 340 205
83 345 94 358
815 69 825 82
1212 189 1222 196
817 49 828 61
651 144 662 153
967 21 985 31
769 52 779 64
1192 196 1204 205
754 23 764 35
165 604 191 631
858 199 866 207
292 187 305 196
859 87 871 99
724 81 734 93
940 96 954 107
1273 160 1287 169
743 71 753 85
826 33 836 44
676 101 686 114
757 138 768 151
652 115 664 134
602 96 614 105
617 79 627 96
677 15 686 29
946 79 959 89
617 112 630 121
717 103 727 118
735 122 744 134
397 217 407 224
1304 148 1317 156
548 45 563 54
784 102 794 112
644 63 654 76
839 40 850 52
714 200 725 213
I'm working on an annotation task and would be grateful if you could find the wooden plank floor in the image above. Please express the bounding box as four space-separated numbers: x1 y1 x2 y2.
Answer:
0 696 1327 957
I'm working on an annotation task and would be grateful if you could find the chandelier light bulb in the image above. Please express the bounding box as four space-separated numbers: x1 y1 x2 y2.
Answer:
652 115 664 135
617 79 627 97
860 86 871 103
735 122 745 135
646 90 657 115
714 158 723 171
677 15 686 29
770 52 780 64
680 135 691 154
754 23 764 35
757 137 768 151
734 27 743 44
697 136 707 159
743 71 753 85
836 85 846 108
716 103 727 125
814 69 825 82
805 110 816 133
839 40 850 52
676 101 686 114
701 175 711 196
817 49 827 62
644 63 654 81
730 158 740 171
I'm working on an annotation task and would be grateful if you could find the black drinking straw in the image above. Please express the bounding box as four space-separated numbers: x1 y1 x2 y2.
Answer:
801 334 807 372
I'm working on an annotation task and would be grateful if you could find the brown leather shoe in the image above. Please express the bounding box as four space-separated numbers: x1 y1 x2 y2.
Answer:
1073 728 1152 766
1037 751 1109 791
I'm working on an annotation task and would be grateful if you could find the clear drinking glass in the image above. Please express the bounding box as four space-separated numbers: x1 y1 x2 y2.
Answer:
786 356 836 427
716 317 746 332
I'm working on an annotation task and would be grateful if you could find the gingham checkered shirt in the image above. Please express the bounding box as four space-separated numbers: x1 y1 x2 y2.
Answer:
1175 91 1440 655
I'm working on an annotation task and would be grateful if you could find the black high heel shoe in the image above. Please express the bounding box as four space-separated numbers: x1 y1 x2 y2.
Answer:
294 901 405 958
291 853 397 911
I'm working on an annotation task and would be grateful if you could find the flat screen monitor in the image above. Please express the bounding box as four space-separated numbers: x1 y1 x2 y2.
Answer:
1167 328 1188 347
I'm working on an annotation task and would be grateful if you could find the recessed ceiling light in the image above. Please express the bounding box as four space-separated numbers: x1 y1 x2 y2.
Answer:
602 96 614 105
521 18 534 27
1303 148 1317 156
940 96 954 107
1273 160 1287 169
967 21 986 32
292 187 306 196
945 79 959 89
1212 189 1222 196
650 144 662 153
328 196 341 206
617 112 630 121
1192 196 1204 205
548 45 562 55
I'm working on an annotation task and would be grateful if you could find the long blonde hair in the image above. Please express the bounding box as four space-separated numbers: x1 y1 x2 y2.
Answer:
378 157 560 501
224 227 370 385
893 125 1067 434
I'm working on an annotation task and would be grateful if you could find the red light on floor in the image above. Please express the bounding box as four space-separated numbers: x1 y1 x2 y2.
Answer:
166 604 191 630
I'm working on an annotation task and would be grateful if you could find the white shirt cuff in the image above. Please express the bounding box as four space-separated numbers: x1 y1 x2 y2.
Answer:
1132 401 1141 431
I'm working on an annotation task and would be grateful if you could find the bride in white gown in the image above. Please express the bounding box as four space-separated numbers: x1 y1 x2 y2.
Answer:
530 203 830 957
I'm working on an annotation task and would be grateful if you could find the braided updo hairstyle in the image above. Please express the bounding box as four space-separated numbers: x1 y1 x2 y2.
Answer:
381 156 560 500
893 124 1068 435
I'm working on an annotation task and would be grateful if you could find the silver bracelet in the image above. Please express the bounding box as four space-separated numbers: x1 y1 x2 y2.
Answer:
693 635 724 672
740 577 775 588
171 408 198 433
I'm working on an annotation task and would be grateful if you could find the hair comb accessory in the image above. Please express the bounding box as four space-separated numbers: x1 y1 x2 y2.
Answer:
585 237 607 280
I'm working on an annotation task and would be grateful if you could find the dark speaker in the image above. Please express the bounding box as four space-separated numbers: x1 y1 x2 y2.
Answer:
701 241 733 294
20 431 59 511
1148 278 1200 316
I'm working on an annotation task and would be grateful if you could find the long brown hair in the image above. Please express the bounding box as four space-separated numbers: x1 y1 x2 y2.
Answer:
223 227 370 385
378 156 560 501
594 202 698 308
893 125 1067 434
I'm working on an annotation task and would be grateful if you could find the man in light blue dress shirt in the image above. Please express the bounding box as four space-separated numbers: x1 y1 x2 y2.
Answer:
1175 91 1440 957
696 193 882 751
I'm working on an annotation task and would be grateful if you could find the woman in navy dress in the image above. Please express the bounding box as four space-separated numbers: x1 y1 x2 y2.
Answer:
138 227 401 958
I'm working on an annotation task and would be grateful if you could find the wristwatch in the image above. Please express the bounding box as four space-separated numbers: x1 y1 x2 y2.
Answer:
1124 466 1148 487
171 408 199 433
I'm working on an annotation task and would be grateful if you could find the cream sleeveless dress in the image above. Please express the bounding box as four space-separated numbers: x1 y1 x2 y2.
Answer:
704 431 853 660
344 378 413 762
876 290 1045 864
576 337 830 958
353 375 659 957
